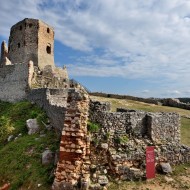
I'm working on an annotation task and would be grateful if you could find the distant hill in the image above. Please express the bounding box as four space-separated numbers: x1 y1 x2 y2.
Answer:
178 98 190 103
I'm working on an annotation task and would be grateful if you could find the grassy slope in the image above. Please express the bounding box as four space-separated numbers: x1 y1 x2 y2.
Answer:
0 101 59 190
90 95 190 146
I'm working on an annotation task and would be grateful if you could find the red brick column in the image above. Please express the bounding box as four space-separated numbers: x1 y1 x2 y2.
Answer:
53 89 90 190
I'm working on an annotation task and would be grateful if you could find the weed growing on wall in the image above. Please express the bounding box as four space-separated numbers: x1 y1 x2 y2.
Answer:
87 121 100 133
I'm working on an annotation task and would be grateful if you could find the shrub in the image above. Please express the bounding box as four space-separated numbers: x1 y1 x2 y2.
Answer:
114 135 129 145
87 122 100 133
0 116 14 142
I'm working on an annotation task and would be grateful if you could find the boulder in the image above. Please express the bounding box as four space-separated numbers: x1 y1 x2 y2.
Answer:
26 119 39 135
157 162 172 174
98 175 109 186
7 135 14 142
101 143 108 149
42 149 55 165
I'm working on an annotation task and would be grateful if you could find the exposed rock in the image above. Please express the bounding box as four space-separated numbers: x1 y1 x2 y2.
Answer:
7 135 14 142
42 149 55 165
164 176 174 183
89 183 102 190
101 143 108 149
157 162 172 174
37 184 42 187
98 175 109 186
26 119 39 135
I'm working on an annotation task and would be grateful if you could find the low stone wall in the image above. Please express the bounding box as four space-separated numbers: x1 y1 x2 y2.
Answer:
108 141 190 181
147 112 180 143
0 63 32 102
89 101 180 143
27 88 67 132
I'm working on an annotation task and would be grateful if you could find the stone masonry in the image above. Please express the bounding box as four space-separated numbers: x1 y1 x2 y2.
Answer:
89 101 180 144
8 18 54 69
89 100 190 182
53 88 90 190
0 18 68 102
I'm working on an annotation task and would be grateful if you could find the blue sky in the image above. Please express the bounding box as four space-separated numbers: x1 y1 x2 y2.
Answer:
1 0 190 98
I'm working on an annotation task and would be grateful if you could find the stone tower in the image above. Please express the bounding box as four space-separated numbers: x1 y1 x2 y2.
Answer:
8 18 55 69
0 41 8 67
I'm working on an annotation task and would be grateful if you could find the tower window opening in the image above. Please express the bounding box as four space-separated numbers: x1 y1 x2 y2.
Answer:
47 28 50 33
18 43 20 48
46 44 51 54
19 25 22 30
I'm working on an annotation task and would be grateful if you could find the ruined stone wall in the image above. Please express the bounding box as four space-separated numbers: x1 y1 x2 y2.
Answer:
27 88 68 132
0 41 8 67
8 19 38 65
8 18 54 69
38 20 54 69
147 112 180 144
89 101 180 144
53 88 90 190
31 65 69 89
89 101 189 182
0 63 33 102
108 140 190 181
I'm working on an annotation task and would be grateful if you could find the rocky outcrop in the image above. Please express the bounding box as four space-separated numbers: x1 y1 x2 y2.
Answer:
162 98 190 110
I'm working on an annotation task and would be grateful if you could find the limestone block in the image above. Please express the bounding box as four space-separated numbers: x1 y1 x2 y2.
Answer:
157 162 172 174
98 175 109 186
42 149 55 165
26 119 39 135
101 143 108 149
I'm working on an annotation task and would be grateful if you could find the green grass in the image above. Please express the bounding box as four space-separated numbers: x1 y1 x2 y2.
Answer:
0 101 60 189
91 95 190 115
87 121 100 133
181 117 190 145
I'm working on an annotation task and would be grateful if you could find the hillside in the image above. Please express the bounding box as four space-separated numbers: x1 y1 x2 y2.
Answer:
0 101 59 190
1 97 190 190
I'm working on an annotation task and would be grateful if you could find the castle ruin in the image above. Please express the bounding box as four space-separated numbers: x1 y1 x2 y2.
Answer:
1 18 190 190
1 18 54 69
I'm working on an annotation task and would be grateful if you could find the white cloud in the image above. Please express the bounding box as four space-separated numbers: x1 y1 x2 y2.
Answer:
142 90 150 93
1 0 190 96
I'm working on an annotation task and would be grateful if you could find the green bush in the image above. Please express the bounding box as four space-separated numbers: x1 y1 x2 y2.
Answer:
0 116 14 142
114 135 129 144
87 122 100 133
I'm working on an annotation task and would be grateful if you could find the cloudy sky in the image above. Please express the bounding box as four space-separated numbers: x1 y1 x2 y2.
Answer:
1 0 190 98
